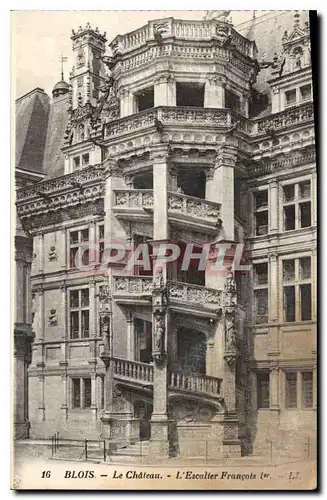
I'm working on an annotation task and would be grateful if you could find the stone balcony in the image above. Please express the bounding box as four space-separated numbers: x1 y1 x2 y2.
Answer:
103 103 314 156
112 276 223 317
105 106 233 142
168 191 220 230
113 188 221 232
113 189 154 221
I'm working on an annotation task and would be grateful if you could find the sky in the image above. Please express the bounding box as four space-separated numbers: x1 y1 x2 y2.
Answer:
11 10 258 99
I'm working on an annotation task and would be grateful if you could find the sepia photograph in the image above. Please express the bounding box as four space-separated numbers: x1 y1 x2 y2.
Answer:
11 8 317 490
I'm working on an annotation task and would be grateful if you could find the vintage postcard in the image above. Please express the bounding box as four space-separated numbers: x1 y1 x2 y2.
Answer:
11 9 317 490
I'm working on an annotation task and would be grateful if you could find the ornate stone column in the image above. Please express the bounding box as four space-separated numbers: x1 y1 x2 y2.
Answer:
204 75 225 108
222 269 241 457
148 144 171 459
99 283 115 451
207 145 237 241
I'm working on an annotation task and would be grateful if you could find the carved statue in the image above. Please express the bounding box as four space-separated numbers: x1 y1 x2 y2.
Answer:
225 311 236 351
153 266 164 290
101 316 110 352
154 312 165 352
224 268 237 295
48 308 58 326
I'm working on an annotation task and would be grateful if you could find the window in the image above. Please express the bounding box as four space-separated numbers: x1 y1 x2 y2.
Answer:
73 156 81 170
135 86 154 112
283 180 311 231
285 372 297 408
69 228 89 268
72 152 90 170
284 371 314 409
300 84 312 102
302 372 313 408
98 224 104 264
283 256 312 322
285 89 296 106
70 288 90 338
72 378 91 408
253 190 268 236
257 373 270 409
82 153 90 166
253 262 268 324
176 82 204 107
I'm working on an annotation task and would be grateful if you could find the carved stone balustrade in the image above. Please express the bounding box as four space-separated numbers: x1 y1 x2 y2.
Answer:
110 18 256 58
255 102 314 134
169 371 222 397
114 358 153 384
113 189 154 219
16 165 104 202
248 149 316 178
112 276 153 298
104 106 232 140
112 277 223 315
167 281 222 314
168 191 221 224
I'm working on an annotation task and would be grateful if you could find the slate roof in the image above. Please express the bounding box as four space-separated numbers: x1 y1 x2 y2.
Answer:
43 93 69 179
15 88 50 173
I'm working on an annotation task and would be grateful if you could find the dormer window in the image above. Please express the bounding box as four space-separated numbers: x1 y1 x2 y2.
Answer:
82 153 90 166
73 156 81 170
300 84 312 102
285 89 296 107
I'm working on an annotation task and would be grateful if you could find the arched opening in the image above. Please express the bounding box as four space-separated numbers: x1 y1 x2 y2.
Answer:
134 400 153 441
177 327 207 375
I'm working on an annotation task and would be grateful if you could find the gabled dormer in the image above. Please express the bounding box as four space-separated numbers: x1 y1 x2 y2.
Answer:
268 11 312 114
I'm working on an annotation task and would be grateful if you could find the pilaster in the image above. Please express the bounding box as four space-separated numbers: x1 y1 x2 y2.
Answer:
269 364 280 411
208 145 237 241
204 76 225 108
152 144 171 244
60 227 67 270
269 180 278 233
154 74 176 106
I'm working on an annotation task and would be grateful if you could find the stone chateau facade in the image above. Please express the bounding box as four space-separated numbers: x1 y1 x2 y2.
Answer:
15 11 316 460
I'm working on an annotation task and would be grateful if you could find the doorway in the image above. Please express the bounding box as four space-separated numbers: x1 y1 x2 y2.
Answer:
134 318 152 364
177 327 207 375
134 400 153 440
